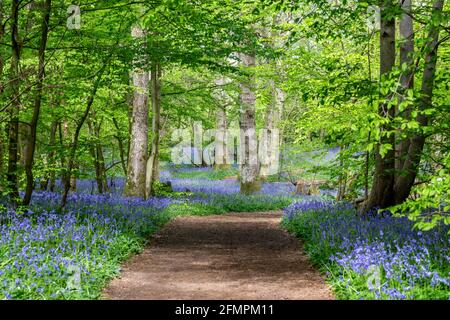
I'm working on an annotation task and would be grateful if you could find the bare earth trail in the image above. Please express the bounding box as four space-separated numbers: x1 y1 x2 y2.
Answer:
103 211 333 300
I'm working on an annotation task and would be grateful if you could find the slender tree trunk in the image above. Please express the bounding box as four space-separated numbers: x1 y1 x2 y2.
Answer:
0 2 5 96
112 116 128 176
365 25 374 201
215 105 229 169
19 124 30 168
88 118 104 193
7 0 21 206
23 0 52 205
124 26 149 198
60 62 107 209
0 124 4 190
96 134 108 193
364 0 397 210
70 169 77 192
337 146 347 201
88 112 108 194
239 53 260 194
260 79 283 178
59 120 68 189
94 117 108 192
48 117 58 192
393 0 444 203
146 63 161 198
213 77 230 169
395 0 414 175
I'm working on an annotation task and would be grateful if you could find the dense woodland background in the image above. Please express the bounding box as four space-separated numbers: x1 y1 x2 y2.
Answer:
0 0 449 229
0 0 449 301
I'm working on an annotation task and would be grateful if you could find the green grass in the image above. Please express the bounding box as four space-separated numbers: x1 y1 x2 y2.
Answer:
162 194 294 217
171 167 239 180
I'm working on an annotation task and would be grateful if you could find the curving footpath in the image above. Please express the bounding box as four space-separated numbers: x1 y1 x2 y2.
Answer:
103 211 333 300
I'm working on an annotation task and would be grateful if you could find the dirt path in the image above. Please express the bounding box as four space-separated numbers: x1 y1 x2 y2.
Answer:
103 211 333 300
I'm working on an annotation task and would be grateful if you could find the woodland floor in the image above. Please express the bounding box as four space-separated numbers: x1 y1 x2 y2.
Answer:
103 211 334 300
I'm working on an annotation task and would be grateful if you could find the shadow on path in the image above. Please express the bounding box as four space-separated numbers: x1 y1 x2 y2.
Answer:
103 211 333 300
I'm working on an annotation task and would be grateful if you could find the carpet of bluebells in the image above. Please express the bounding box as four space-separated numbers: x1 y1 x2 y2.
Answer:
0 192 176 299
0 167 299 300
283 200 450 300
2 164 449 300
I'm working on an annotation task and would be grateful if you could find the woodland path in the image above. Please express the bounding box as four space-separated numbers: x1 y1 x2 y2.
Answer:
103 211 333 300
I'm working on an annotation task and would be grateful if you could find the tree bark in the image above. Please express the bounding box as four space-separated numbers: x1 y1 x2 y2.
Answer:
239 53 261 194
260 79 283 178
6 0 21 206
0 1 5 96
59 119 69 189
395 0 414 175
88 117 104 193
23 0 52 205
213 77 231 169
47 116 58 192
365 0 397 210
393 0 444 203
95 125 108 193
87 111 108 194
145 63 161 199
0 124 4 190
215 105 229 169
124 26 149 198
112 116 128 176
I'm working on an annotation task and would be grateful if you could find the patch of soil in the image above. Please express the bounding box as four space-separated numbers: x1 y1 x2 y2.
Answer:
103 211 333 300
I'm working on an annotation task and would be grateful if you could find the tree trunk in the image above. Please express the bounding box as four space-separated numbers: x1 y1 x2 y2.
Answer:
88 117 104 193
215 105 229 169
365 0 397 210
0 2 5 96
393 0 444 203
6 0 21 206
213 78 231 169
59 120 68 189
145 63 161 199
88 112 108 194
260 79 283 178
60 62 107 209
48 117 58 192
239 53 260 194
395 0 414 175
337 146 347 201
95 128 108 193
70 170 77 192
23 0 52 205
112 116 128 176
0 124 4 191
260 14 286 179
19 124 30 168
124 26 149 198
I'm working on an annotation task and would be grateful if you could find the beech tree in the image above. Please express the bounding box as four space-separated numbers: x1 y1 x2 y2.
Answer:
0 0 447 231
239 53 261 194
124 26 149 198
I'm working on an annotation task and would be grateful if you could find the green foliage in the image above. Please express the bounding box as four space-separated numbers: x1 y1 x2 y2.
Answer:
390 154 450 232
151 181 174 197
171 167 239 180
